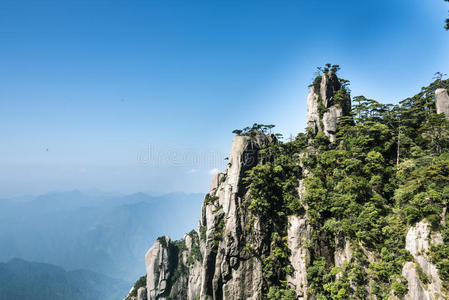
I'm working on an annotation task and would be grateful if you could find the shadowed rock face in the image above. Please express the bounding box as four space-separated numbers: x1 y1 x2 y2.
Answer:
145 237 176 299
435 88 449 119
138 134 274 300
137 287 147 300
199 134 274 300
306 71 351 142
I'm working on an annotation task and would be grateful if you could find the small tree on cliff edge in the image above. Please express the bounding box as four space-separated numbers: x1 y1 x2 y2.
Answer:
445 0 449 30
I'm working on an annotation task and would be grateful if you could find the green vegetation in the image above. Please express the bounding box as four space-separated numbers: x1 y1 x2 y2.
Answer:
303 73 449 299
430 221 449 289
157 236 168 248
186 230 203 265
243 132 306 297
240 66 449 299
125 275 146 300
169 230 203 285
204 195 219 205
445 0 449 30
170 239 188 284
232 123 275 136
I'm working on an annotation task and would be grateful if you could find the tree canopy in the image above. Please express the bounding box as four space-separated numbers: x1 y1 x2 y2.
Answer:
239 68 449 299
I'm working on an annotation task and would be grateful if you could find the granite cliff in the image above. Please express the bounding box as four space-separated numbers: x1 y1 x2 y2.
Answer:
126 67 449 300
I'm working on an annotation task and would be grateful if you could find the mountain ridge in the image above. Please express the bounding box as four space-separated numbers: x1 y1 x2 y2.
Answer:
0 191 203 281
127 67 449 300
0 258 128 300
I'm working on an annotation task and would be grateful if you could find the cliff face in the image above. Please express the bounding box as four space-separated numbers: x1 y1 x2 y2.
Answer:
199 134 275 300
127 134 276 300
126 74 449 300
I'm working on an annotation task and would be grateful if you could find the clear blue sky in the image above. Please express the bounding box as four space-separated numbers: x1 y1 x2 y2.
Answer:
1 0 448 197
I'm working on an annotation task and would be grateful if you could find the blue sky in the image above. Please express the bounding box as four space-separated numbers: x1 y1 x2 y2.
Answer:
0 0 448 197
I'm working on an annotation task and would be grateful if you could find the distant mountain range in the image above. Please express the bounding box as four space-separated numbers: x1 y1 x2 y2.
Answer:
0 258 129 300
0 191 203 282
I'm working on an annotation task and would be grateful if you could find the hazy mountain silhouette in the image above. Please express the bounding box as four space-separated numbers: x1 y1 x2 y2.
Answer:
0 258 128 300
0 191 203 281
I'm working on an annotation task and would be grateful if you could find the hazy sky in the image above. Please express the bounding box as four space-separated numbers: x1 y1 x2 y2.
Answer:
1 0 448 197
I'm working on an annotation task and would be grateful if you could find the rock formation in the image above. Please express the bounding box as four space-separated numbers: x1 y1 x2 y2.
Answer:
199 134 276 300
137 287 148 300
402 220 444 300
435 88 449 119
127 72 448 300
306 70 351 142
137 134 275 300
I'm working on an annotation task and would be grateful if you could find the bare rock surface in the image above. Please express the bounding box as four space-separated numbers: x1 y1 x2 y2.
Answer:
287 215 311 298
402 220 444 300
306 71 350 142
436 88 449 119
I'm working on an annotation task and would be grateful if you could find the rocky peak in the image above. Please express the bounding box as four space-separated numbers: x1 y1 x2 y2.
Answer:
199 133 274 300
139 133 276 300
145 236 175 300
129 70 448 300
435 88 449 119
306 70 351 142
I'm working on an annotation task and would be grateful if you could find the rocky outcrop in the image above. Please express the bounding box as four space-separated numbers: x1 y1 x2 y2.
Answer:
333 237 352 269
286 215 311 298
128 72 449 300
137 287 148 300
402 220 444 300
132 133 449 300
199 134 274 300
125 281 148 300
145 237 175 299
183 234 202 300
435 88 449 119
137 134 275 300
144 233 203 300
306 71 351 142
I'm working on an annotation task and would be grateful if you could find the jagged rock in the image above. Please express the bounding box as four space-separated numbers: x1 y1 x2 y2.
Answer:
402 220 444 300
402 262 428 300
137 287 148 300
144 232 203 300
322 106 343 138
184 233 202 300
306 87 321 135
145 236 174 300
199 134 273 300
130 77 449 300
435 88 449 119
306 71 350 142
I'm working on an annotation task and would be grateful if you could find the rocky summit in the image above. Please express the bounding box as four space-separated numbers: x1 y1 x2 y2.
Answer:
126 66 449 300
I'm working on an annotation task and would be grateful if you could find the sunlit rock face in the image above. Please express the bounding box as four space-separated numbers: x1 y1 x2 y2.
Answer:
137 287 147 300
199 134 274 300
286 215 311 299
435 88 449 119
402 220 444 300
138 134 274 300
306 71 351 142
130 78 449 300
143 233 202 300
145 236 174 300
